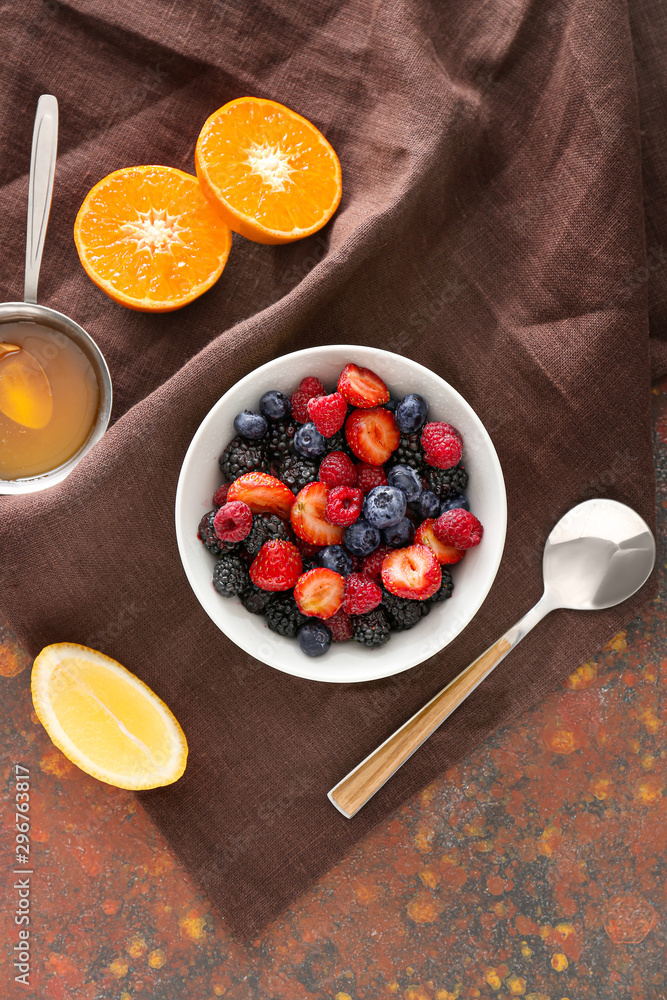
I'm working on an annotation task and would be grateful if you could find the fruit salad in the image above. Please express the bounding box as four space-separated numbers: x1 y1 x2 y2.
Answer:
197 363 484 657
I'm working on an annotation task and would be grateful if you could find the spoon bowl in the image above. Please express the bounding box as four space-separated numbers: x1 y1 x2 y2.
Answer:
542 498 656 611
0 339 53 429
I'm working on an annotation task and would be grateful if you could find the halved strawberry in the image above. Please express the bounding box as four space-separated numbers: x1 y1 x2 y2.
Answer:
227 472 295 520
338 363 390 408
345 407 400 465
294 567 344 619
290 481 344 546
249 540 303 591
381 544 442 600
414 518 466 564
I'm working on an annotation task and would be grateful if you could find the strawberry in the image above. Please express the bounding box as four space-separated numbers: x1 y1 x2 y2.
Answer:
249 540 303 591
227 472 295 520
421 422 463 469
360 544 392 580
307 392 347 437
414 518 465 564
337 363 390 408
326 608 353 642
343 573 383 614
319 451 358 487
356 462 388 493
325 486 363 527
294 567 344 619
212 500 253 542
290 481 344 546
290 376 325 422
381 544 442 600
345 407 400 465
434 509 484 549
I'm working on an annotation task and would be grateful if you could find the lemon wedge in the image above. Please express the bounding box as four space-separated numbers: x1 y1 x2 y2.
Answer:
31 643 187 789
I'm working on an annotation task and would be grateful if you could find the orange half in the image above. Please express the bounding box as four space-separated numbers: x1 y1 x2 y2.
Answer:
195 97 342 244
74 165 232 312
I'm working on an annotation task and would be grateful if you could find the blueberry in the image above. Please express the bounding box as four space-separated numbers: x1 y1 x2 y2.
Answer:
298 622 332 657
395 393 428 433
363 485 407 528
344 518 381 556
385 396 400 413
387 464 422 502
440 493 470 513
260 390 291 421
382 517 415 548
294 422 326 457
318 545 353 576
413 490 440 519
234 410 267 440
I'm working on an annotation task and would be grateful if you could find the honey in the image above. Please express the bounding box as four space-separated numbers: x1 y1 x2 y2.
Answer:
0 322 99 480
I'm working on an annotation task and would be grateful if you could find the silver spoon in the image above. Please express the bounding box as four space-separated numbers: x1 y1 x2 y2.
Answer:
0 94 112 494
328 498 656 818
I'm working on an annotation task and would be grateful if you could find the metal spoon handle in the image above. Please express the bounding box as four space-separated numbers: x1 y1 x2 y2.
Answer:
328 598 551 819
24 95 58 305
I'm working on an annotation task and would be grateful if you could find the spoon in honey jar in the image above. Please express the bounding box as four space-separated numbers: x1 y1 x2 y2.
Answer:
0 339 53 429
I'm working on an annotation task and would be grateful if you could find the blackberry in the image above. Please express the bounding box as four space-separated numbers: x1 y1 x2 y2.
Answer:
429 568 454 602
240 584 272 615
198 511 236 556
243 514 292 558
279 453 319 492
266 419 297 463
382 590 429 631
325 429 348 454
351 607 391 647
264 593 306 637
219 436 268 481
425 463 468 499
212 554 249 597
390 432 424 472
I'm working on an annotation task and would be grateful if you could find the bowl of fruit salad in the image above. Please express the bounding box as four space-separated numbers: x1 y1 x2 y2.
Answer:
175 346 506 683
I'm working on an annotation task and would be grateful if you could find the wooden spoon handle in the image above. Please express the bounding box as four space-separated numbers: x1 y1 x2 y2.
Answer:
328 636 512 818
328 596 554 818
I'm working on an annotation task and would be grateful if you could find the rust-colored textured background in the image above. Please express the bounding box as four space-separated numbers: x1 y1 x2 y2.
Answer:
2 382 666 997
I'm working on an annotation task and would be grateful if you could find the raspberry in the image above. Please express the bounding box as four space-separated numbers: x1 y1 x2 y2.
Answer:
360 545 392 580
325 486 363 527
198 511 236 556
433 509 484 549
212 483 231 508
343 572 383 614
421 422 463 470
356 463 388 493
290 376 325 422
213 501 253 542
307 392 347 437
249 540 303 591
326 608 353 642
319 451 358 487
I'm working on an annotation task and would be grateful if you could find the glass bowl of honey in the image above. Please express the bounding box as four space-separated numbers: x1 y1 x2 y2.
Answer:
0 302 112 494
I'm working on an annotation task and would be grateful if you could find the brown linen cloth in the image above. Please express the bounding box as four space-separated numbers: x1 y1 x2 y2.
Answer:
0 0 664 936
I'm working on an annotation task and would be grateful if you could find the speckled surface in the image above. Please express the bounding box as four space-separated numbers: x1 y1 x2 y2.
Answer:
2 381 665 1000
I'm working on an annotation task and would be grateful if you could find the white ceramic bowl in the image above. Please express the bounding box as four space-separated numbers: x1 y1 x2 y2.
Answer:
175 345 506 683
